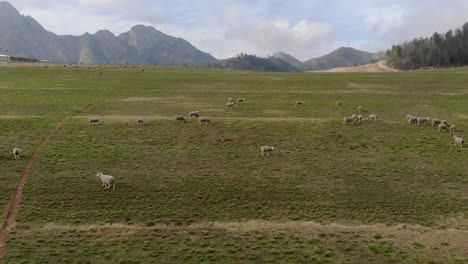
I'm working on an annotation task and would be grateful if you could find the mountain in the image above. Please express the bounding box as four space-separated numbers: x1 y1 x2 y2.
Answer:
273 47 385 71
271 52 304 70
210 54 301 72
0 1 216 65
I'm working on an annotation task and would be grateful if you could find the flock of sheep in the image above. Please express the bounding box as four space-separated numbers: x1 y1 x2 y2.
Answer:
10 97 464 191
407 114 464 148
341 103 378 125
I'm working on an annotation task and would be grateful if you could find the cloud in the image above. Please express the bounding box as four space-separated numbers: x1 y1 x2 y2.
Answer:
245 20 333 58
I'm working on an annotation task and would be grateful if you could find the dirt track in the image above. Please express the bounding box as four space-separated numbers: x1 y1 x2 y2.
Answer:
0 120 65 262
312 60 399 73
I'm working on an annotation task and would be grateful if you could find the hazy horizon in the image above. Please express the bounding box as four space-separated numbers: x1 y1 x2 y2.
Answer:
5 0 468 60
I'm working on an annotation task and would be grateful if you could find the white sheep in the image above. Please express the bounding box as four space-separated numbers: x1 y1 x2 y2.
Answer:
441 120 449 126
357 115 363 123
453 135 464 148
357 106 363 113
175 115 186 123
226 102 235 109
343 115 357 125
450 125 456 133
261 146 275 156
137 117 144 125
432 119 441 127
199 117 211 125
228 98 234 103
417 117 429 125
89 117 100 125
438 123 449 132
407 115 417 124
96 172 115 191
189 111 200 117
295 101 304 107
367 114 378 121
12 148 21 159
237 98 245 103
336 101 342 107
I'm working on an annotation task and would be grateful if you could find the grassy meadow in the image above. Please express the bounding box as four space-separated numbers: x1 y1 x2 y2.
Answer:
0 65 467 263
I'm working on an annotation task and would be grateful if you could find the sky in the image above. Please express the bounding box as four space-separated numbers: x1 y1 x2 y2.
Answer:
7 0 468 60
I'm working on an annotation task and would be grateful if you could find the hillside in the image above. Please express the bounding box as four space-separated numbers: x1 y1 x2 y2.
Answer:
0 1 216 65
210 54 301 72
386 22 468 70
273 47 385 71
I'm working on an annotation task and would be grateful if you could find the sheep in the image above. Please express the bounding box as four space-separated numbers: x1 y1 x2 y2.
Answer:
336 101 342 107
12 148 21 159
89 117 100 125
96 172 115 191
228 98 234 103
432 119 441 127
260 146 275 156
295 100 304 107
357 115 363 123
367 114 378 121
417 117 429 125
407 115 417 124
441 120 449 126
453 135 464 148
450 125 456 133
199 117 211 125
357 106 363 113
175 115 186 123
189 111 200 118
137 117 144 126
237 98 245 103
343 115 357 125
438 123 449 132
226 102 235 109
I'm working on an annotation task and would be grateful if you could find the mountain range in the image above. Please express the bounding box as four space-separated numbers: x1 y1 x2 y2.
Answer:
0 1 384 70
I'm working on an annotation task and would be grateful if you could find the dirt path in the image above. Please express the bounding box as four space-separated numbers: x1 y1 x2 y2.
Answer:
311 60 399 73
0 119 66 262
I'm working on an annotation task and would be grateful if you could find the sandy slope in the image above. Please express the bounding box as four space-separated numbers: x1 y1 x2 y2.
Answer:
311 60 399 72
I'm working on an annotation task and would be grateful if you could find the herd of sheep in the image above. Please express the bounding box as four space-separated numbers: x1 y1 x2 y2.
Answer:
10 98 464 191
407 114 464 148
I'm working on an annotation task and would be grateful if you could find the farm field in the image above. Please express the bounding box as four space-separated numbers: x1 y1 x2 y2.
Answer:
0 65 467 263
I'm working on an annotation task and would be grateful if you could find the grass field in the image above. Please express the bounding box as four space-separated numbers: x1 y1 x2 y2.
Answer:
0 65 467 263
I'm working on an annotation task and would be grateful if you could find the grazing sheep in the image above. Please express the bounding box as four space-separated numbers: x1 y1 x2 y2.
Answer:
453 135 464 148
357 115 363 123
441 120 449 126
237 98 245 103
228 98 234 103
89 117 100 125
367 114 378 121
96 172 115 191
343 115 358 125
189 111 200 118
12 148 21 160
450 125 456 133
175 115 186 123
260 146 275 156
336 101 342 107
432 119 441 127
417 117 429 125
357 106 363 113
137 117 144 126
438 123 449 132
407 115 418 124
295 101 304 107
226 102 235 109
199 117 211 125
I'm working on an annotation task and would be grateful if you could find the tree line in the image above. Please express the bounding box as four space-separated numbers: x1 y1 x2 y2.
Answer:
386 23 468 69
